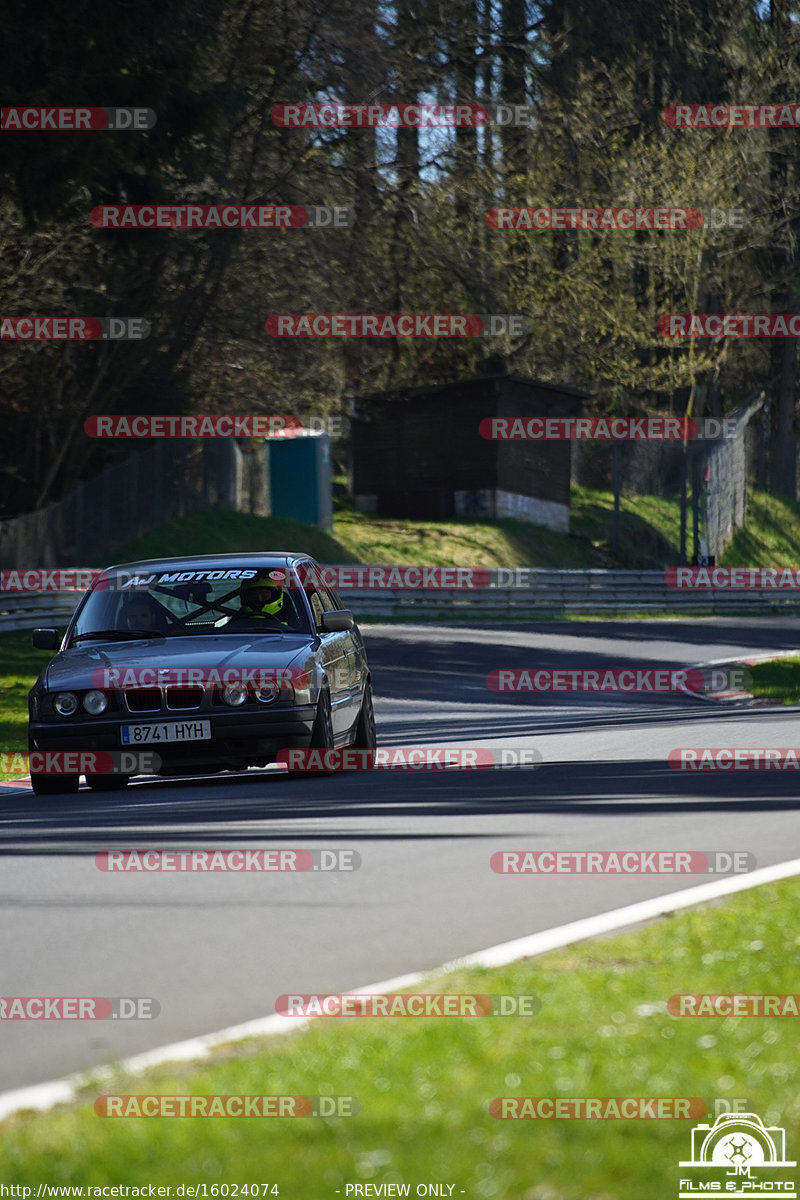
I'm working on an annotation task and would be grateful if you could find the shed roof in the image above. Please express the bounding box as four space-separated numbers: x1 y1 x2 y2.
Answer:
353 371 592 406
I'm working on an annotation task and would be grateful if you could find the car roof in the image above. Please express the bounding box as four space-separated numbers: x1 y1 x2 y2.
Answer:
101 552 318 574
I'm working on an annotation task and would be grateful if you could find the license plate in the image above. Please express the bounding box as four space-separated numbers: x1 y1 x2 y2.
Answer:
121 721 211 745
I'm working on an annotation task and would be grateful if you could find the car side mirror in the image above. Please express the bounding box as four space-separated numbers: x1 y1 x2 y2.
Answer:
321 610 354 632
32 628 60 650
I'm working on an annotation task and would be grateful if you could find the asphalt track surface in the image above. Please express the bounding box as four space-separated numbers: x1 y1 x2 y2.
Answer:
2 617 800 1092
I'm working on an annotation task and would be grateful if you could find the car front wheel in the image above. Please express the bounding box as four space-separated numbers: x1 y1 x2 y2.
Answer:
286 691 335 780
85 774 130 791
31 773 79 796
309 690 334 750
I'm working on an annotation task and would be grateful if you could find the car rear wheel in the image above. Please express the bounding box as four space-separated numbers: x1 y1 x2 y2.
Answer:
352 682 376 751
85 774 130 791
30 773 79 796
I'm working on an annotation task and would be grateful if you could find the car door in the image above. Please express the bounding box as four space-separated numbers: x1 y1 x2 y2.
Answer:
326 582 365 719
302 578 354 738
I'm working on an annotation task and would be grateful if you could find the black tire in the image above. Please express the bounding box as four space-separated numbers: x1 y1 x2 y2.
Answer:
30 773 79 796
309 690 334 750
287 690 335 779
352 681 377 751
27 733 79 795
85 774 130 791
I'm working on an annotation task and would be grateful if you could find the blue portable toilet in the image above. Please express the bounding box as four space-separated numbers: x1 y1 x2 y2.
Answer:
269 431 333 529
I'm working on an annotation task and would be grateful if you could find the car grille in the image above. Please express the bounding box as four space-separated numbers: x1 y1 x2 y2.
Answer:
123 688 205 713
166 688 203 711
124 689 162 713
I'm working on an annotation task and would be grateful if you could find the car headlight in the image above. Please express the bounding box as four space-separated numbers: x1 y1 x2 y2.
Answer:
83 689 108 715
54 692 79 717
254 687 279 704
222 687 248 707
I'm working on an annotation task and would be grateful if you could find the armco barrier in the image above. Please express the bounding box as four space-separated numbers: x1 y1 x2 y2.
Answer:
4 570 800 631
0 592 79 633
343 570 800 617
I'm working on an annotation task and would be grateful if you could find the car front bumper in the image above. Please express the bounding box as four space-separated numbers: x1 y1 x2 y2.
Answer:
29 704 318 772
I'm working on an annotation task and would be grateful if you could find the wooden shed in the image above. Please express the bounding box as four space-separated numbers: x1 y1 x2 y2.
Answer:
350 372 587 532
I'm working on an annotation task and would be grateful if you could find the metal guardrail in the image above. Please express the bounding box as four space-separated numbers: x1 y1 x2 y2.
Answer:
0 593 79 633
344 570 800 617
3 571 800 632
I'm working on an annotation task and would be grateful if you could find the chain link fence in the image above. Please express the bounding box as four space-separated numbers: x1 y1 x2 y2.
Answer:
0 440 270 569
572 393 765 564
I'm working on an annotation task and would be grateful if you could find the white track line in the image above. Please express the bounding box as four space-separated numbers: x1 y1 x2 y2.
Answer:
2 855 800 1123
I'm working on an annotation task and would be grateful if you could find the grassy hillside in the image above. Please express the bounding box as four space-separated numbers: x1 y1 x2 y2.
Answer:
93 488 800 577
92 488 800 574
720 491 800 565
92 502 611 570
92 488 701 571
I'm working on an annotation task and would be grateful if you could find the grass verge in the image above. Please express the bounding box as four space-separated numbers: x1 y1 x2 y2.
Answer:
721 491 800 566
570 485 682 566
748 656 800 705
2 878 798 1195
96 504 610 570
0 631 54 777
93 488 800 574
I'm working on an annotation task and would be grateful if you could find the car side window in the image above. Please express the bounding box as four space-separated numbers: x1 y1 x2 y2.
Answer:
306 587 326 629
326 586 347 612
317 586 338 612
304 584 339 630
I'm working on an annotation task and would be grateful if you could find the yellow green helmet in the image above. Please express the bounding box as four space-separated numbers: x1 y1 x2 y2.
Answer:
241 571 285 617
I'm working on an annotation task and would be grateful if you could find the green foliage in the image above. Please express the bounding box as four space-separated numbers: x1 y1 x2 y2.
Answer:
3 0 799 518
0 632 53 769
721 491 800 565
749 656 800 704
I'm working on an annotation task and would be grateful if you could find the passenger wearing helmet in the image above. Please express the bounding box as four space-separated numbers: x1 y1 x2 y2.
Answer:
227 571 289 627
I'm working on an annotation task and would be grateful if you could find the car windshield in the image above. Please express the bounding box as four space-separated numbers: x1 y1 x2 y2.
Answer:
69 567 312 642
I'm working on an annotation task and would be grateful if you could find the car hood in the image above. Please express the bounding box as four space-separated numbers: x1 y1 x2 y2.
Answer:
43 634 315 691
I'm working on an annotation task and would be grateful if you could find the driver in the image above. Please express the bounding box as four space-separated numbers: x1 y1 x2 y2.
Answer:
229 571 290 626
120 594 169 633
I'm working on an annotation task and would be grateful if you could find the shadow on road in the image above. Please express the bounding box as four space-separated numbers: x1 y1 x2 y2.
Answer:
5 618 797 852
2 756 798 853
364 623 800 711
